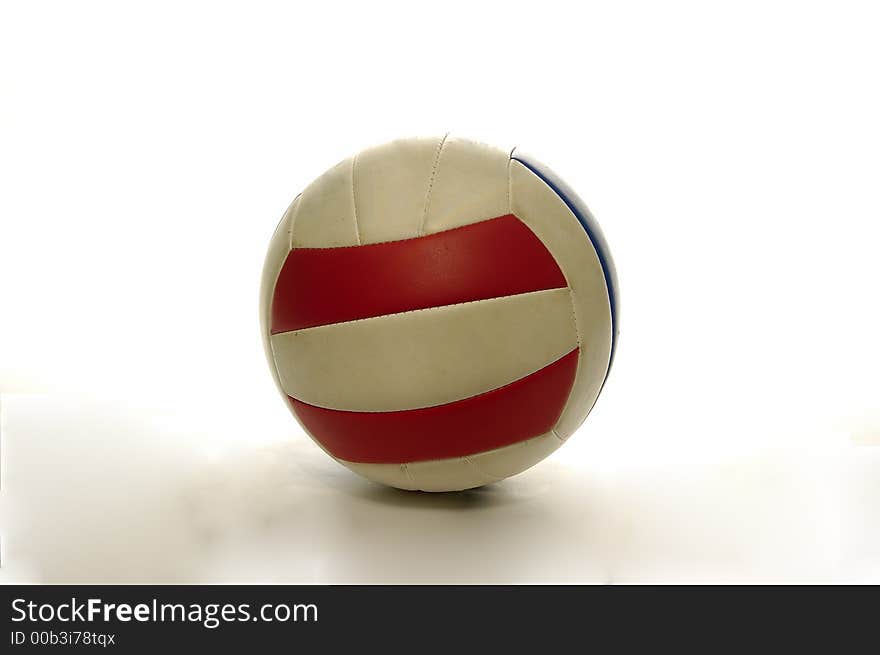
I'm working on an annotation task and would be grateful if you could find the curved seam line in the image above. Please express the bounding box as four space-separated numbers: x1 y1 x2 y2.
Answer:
551 428 565 442
292 212 515 249
553 289 582 435
566 288 582 347
270 286 569 334
337 431 556 467
463 456 504 482
417 133 448 237
402 463 415 488
350 154 362 245
286 346 578 414
507 147 515 214
268 195 301 392
286 194 301 251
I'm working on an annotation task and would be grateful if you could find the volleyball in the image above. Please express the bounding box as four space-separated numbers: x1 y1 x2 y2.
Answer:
260 135 618 491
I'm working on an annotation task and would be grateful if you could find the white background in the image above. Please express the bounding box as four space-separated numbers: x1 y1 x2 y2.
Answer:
1 0 878 583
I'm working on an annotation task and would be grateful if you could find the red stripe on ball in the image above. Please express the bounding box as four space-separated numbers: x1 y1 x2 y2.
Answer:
271 214 567 333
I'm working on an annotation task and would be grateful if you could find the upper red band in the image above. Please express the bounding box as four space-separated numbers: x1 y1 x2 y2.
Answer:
271 214 567 333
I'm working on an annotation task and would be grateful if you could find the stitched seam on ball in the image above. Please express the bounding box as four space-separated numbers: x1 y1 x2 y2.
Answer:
507 147 514 214
286 194 301 251
555 289 582 439
291 212 515 249
417 133 448 237
463 456 504 482
402 463 415 488
268 194 300 392
275 287 570 334
566 288 582 348
336 433 554 468
350 154 362 245
551 287 583 442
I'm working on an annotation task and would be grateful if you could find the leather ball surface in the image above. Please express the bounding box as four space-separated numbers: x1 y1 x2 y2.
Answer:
260 135 618 491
